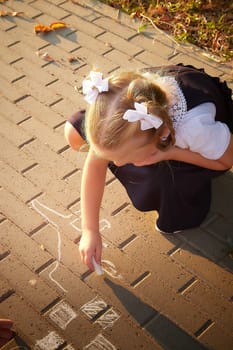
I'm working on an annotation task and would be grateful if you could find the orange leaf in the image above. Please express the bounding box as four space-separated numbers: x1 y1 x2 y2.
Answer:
34 22 67 34
34 24 52 34
0 10 8 16
49 21 67 30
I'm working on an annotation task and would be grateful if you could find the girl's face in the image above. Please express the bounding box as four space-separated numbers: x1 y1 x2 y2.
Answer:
94 136 160 167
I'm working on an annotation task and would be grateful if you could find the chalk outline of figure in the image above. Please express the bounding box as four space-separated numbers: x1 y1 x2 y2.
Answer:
30 199 112 292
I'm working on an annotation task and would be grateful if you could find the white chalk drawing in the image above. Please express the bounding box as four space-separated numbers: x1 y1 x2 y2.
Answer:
84 334 116 350
31 199 112 292
80 297 120 329
49 301 77 330
80 296 107 319
99 219 111 231
34 331 64 350
95 308 120 329
101 260 123 280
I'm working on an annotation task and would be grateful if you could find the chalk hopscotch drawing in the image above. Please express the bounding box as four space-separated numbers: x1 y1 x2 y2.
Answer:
80 296 108 319
84 334 116 350
95 308 120 329
30 199 111 292
80 296 120 329
34 331 65 350
49 301 77 330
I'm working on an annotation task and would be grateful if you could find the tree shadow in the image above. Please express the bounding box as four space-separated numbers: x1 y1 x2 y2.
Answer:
104 277 208 350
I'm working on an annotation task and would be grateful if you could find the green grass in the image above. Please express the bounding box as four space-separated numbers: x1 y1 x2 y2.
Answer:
100 0 233 62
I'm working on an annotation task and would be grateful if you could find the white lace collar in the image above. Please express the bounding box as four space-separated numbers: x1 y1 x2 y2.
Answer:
143 73 187 130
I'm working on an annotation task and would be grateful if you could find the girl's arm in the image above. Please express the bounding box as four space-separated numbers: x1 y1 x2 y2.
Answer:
169 134 233 170
79 148 108 270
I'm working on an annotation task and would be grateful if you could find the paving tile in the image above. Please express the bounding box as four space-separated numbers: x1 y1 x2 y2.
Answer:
182 279 233 333
103 316 163 350
0 96 30 124
62 13 105 38
30 0 69 19
130 32 178 58
197 322 233 350
133 273 210 335
32 223 83 276
19 117 67 153
97 31 142 57
0 114 31 148
0 161 39 203
172 243 233 300
17 96 64 128
39 262 95 304
93 16 137 40
211 173 233 220
145 313 208 350
0 337 31 350
0 293 66 348
104 49 147 71
0 254 59 312
0 75 26 103
4 0 42 19
0 277 14 302
135 50 168 66
43 299 101 349
0 221 53 273
176 228 229 262
0 190 46 235
0 58 25 83
124 234 194 291
24 162 82 208
60 1 100 21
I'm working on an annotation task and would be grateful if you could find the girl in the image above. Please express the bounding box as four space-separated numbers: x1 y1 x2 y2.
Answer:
64 64 233 271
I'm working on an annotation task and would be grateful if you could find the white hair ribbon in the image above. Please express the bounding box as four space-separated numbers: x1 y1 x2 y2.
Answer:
123 102 163 130
82 71 109 104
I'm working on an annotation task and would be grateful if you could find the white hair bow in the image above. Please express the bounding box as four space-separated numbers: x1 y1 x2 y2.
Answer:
82 71 109 104
123 102 163 130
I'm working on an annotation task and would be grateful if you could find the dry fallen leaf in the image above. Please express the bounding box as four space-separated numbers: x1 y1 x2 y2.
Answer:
41 52 54 62
34 24 52 34
0 10 24 17
68 56 78 63
36 50 54 62
49 21 67 30
34 21 67 34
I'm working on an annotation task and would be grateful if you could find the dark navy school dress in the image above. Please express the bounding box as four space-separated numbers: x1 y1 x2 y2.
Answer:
68 64 233 233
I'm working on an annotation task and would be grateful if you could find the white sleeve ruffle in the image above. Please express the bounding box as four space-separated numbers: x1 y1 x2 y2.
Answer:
175 102 231 160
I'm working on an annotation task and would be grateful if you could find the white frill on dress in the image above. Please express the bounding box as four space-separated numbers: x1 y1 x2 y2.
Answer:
150 75 231 160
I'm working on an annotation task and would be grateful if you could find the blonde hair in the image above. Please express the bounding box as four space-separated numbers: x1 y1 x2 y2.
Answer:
85 71 175 151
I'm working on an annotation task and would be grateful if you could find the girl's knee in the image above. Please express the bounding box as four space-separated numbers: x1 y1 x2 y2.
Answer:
64 121 86 150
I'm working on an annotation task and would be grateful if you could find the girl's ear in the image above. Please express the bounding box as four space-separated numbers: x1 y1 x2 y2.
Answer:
160 125 171 141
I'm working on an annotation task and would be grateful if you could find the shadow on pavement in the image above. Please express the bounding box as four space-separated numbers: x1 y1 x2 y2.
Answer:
104 277 208 350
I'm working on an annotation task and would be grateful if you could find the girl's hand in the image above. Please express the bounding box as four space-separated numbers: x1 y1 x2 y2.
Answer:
79 230 102 270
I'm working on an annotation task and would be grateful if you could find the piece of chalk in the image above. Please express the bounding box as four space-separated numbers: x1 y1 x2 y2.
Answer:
91 256 104 275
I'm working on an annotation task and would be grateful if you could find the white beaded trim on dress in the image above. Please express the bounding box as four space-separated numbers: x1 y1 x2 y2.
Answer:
155 76 187 130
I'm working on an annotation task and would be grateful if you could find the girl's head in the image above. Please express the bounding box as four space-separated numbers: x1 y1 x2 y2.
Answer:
84 70 175 166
